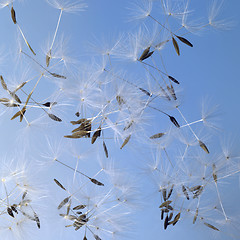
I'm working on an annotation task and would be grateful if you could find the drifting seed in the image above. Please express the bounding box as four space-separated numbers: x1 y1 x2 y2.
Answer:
193 208 198 224
54 179 66 191
34 212 40 229
120 135 131 149
167 85 177 101
167 185 174 199
14 81 27 93
189 185 202 192
198 140 209 154
9 91 21 103
50 72 66 79
204 222 219 231
11 6 17 24
170 212 180 226
11 205 18 214
193 187 204 199
164 215 169 230
58 196 71 210
212 164 217 182
159 200 172 208
91 127 101 144
75 112 80 117
42 102 57 107
0 75 8 90
123 121 134 131
176 35 193 47
162 188 167 201
90 178 104 186
48 113 62 122
22 191 27 200
182 185 189 200
7 207 14 218
172 37 180 56
94 234 101 240
161 209 164 220
103 141 108 158
168 212 173 221
46 50 51 67
11 107 26 121
141 51 154 61
168 75 179 84
73 205 86 210
139 47 150 61
70 118 87 125
139 87 152 96
169 116 180 128
150 133 165 139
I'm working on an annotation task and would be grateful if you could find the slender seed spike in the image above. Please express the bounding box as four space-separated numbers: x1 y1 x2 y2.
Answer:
58 196 71 210
91 127 101 144
198 140 209 154
168 212 173 221
7 207 14 218
103 141 108 158
139 47 150 61
11 6 17 24
159 200 172 208
168 75 179 84
50 72 67 79
204 222 220 231
70 118 87 125
167 85 177 100
0 98 10 103
26 41 36 55
182 185 189 200
172 37 180 56
22 191 27 200
189 185 202 192
120 135 131 149
150 133 165 139
34 212 40 229
139 87 152 96
140 51 154 61
0 75 8 90
164 215 169 230
42 102 57 107
90 178 104 186
54 179 66 191
193 208 198 224
46 50 51 67
162 188 167 201
48 113 62 122
11 205 18 214
176 35 193 47
161 209 164 220
73 205 86 210
167 185 174 199
11 107 26 121
169 116 180 128
9 91 21 103
169 213 181 226
212 164 217 182
13 82 27 93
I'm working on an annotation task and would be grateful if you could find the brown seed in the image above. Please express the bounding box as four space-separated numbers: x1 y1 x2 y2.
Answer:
169 116 180 128
120 135 131 149
9 91 21 103
198 140 209 154
159 200 172 208
161 209 164 220
139 87 152 97
212 164 217 182
54 179 66 191
168 75 179 84
11 107 26 121
103 141 108 158
46 50 51 67
90 178 104 186
150 133 165 139
73 205 86 210
167 185 174 199
75 112 80 117
11 6 17 24
13 82 27 93
26 41 36 56
193 208 198 224
34 212 40 229
50 72 66 79
0 75 8 90
164 215 169 230
116 95 125 106
168 212 173 221
58 196 71 210
162 188 167 201
139 47 150 61
204 222 220 231
7 207 14 218
169 212 180 226
91 127 101 144
172 37 180 56
48 113 62 122
70 118 87 125
22 191 27 200
182 185 189 200
176 35 193 47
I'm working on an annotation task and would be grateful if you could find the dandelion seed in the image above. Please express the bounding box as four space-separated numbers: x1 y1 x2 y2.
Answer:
11 6 17 24
11 107 26 121
48 113 62 122
9 91 21 103
75 112 80 117
73 205 86 210
161 209 164 220
54 178 66 190
91 127 101 144
176 35 193 47
172 37 180 56
7 207 14 218
168 212 173 221
169 116 180 128
139 46 150 61
70 118 87 125
34 212 40 229
22 191 27 200
46 50 51 67
90 178 104 186
164 215 169 229
103 141 108 158
120 135 131 149
212 163 217 182
162 188 167 201
204 222 219 231
11 205 18 214
58 196 71 210
50 72 67 79
159 200 172 208
168 75 179 84
0 75 8 90
193 208 198 224
167 185 174 199
182 185 189 200
198 140 209 154
150 133 165 139
42 102 57 107
139 87 152 96
167 85 177 100
169 212 180 226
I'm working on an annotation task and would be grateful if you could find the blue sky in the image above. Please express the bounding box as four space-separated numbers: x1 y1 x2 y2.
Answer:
0 1 240 240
